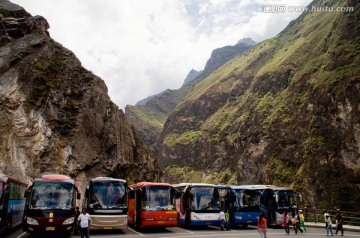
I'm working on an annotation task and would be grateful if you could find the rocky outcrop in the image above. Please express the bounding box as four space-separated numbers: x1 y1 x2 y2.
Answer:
0 0 160 190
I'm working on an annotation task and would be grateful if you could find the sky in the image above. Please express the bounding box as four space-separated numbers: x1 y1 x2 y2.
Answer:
11 0 313 109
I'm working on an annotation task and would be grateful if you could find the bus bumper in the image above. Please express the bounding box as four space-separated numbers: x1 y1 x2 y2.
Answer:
90 215 128 230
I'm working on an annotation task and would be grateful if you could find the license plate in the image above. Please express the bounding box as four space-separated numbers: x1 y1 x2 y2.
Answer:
46 227 55 231
103 226 113 229
158 221 165 224
247 220 252 223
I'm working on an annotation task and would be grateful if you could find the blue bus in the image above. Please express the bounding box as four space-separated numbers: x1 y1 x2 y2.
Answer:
0 174 28 234
218 185 261 227
173 183 220 227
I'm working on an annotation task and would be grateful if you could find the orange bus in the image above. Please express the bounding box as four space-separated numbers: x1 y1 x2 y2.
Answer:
127 182 177 229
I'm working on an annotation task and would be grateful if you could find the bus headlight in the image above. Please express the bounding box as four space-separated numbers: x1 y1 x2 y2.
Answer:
63 217 75 225
27 217 39 225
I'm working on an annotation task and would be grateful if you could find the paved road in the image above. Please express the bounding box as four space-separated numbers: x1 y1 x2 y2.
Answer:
5 225 360 238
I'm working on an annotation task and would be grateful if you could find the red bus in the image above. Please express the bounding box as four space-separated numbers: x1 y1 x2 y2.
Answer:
0 174 27 234
23 174 80 235
127 182 177 229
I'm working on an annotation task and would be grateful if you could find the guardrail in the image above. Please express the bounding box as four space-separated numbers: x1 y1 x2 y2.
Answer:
302 207 360 226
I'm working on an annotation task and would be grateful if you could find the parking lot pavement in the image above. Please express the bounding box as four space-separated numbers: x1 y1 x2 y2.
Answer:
5 225 360 238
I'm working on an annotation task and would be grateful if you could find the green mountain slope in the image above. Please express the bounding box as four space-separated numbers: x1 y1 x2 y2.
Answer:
125 42 254 146
156 0 360 210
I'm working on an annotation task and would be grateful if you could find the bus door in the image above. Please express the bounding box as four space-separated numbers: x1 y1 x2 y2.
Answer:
135 189 142 228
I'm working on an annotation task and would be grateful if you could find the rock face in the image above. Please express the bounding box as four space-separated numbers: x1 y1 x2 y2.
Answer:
0 0 160 191
156 0 360 210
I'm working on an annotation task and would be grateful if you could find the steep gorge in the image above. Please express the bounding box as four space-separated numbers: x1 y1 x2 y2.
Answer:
0 0 160 190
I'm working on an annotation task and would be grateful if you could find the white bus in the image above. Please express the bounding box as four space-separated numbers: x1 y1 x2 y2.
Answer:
173 183 220 227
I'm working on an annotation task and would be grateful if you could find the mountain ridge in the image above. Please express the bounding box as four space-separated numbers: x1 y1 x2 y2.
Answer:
155 0 360 210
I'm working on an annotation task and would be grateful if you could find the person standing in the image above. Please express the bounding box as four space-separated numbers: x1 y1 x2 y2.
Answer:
326 214 333 236
282 211 290 235
299 210 307 232
335 210 344 236
225 209 231 230
219 209 226 231
258 213 268 238
74 206 81 234
78 209 91 238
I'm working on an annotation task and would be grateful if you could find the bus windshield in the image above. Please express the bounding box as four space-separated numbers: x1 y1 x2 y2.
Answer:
29 182 73 210
277 191 296 208
234 189 260 211
190 186 219 211
142 186 174 211
90 181 126 209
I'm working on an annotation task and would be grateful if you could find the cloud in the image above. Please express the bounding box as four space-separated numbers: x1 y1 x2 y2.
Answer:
11 0 312 109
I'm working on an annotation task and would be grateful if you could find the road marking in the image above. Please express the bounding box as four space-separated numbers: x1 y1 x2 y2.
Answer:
16 232 27 238
127 227 145 236
171 227 195 233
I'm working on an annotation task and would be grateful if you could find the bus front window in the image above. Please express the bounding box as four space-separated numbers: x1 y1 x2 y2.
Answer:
277 192 296 209
29 183 73 210
90 181 126 209
143 186 174 211
190 187 219 211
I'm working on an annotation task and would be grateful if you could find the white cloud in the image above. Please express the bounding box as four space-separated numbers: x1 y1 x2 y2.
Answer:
11 0 313 109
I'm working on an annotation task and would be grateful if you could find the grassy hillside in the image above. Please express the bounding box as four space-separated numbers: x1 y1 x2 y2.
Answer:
157 0 360 210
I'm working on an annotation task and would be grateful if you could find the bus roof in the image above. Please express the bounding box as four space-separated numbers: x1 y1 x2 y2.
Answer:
0 174 28 185
173 183 216 187
34 174 74 184
90 177 126 183
129 182 172 189
245 184 295 191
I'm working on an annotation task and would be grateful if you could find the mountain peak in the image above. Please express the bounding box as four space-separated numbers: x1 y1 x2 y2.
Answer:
237 37 257 46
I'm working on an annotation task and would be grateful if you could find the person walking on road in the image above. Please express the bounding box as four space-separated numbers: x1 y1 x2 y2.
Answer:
78 208 91 238
295 210 303 234
219 209 226 231
282 210 290 235
335 209 344 236
326 214 333 236
324 210 330 230
258 213 268 238
299 210 307 232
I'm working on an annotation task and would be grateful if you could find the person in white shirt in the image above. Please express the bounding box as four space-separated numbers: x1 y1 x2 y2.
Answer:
78 209 91 238
219 209 226 231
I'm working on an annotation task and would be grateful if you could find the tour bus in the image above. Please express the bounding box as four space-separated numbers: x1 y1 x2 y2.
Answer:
217 185 261 227
84 177 128 230
127 182 177 229
0 174 27 234
251 185 302 225
173 183 220 226
23 174 80 234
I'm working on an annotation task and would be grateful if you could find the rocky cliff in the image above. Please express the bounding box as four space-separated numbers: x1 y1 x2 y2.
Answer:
0 0 160 190
156 0 360 210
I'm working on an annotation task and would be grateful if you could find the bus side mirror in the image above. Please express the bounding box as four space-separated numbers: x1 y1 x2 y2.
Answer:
275 194 279 203
24 190 29 198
